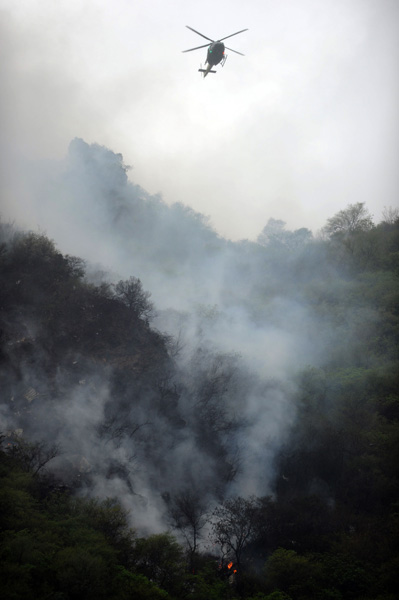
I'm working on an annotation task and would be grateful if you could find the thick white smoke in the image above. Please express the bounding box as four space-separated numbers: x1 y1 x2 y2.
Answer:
0 139 361 536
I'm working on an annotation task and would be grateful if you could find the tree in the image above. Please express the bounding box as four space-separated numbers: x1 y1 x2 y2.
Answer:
113 276 154 321
168 489 209 567
321 203 376 269
6 438 59 475
211 496 260 568
257 219 312 250
382 206 399 225
188 350 243 487
257 219 287 247
322 202 373 238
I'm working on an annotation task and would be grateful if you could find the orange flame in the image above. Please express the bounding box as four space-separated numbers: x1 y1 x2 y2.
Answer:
227 562 233 569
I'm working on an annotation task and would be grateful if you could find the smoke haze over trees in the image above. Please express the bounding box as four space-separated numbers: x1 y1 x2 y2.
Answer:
1 140 398 598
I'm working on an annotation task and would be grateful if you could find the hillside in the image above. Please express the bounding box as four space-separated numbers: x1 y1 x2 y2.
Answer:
1 143 399 599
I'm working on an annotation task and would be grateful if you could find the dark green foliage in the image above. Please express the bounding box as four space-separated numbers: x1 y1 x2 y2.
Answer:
112 569 171 599
0 448 114 599
131 533 186 595
184 560 235 599
0 446 175 599
264 548 324 599
262 548 376 600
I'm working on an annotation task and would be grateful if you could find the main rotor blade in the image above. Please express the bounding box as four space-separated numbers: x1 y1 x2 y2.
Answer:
225 46 245 56
186 25 214 43
219 28 248 42
182 43 211 53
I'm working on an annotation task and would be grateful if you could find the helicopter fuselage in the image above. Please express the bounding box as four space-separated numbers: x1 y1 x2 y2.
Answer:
206 41 225 67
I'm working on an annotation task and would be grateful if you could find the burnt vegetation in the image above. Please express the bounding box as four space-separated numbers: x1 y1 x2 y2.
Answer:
1 182 399 598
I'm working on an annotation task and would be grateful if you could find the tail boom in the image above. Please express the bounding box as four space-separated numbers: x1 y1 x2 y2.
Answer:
199 63 216 77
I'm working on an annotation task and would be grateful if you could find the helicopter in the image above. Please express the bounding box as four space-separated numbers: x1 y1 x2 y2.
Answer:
182 25 248 77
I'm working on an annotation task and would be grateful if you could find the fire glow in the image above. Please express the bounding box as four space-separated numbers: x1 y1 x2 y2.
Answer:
227 562 237 574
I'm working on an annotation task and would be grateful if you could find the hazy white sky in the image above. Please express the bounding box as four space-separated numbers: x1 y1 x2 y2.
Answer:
1 0 398 240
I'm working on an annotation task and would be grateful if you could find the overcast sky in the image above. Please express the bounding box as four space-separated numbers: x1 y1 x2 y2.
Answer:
1 0 398 240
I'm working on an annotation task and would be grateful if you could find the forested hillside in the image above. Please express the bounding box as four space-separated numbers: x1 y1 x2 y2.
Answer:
1 142 398 599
